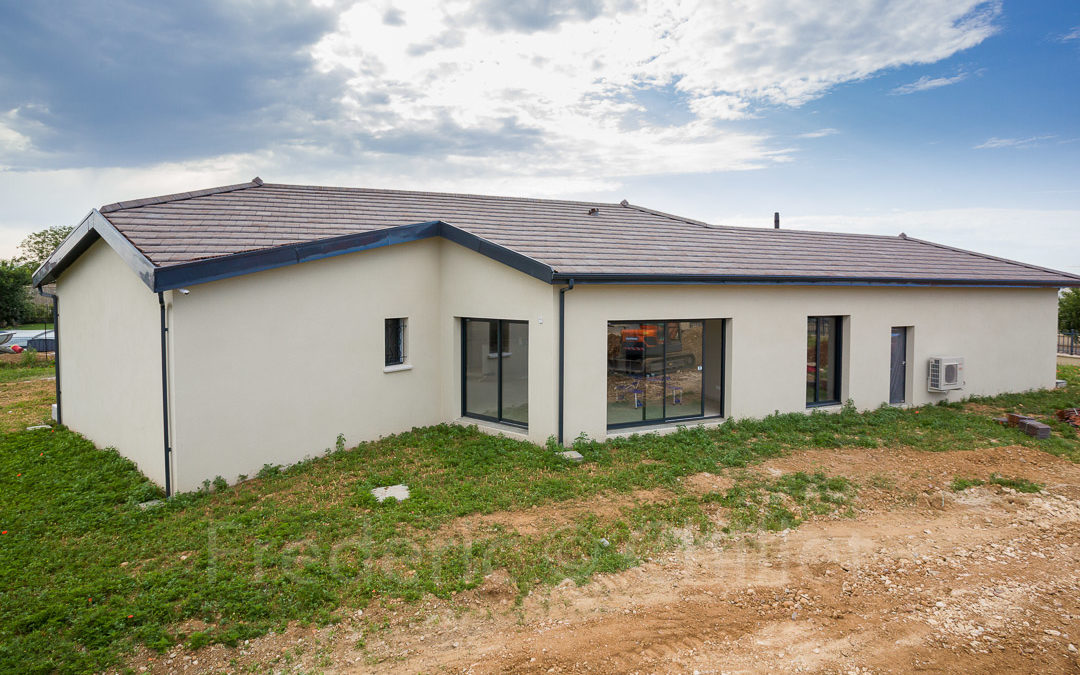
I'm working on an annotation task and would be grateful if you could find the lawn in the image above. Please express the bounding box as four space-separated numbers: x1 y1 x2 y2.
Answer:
9 323 53 332
0 365 1077 674
0 355 54 433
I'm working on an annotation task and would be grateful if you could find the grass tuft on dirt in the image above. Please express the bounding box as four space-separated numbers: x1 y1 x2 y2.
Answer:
950 474 1042 493
0 365 1077 673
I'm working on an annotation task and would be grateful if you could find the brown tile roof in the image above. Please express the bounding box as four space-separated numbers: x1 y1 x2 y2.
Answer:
97 179 1080 285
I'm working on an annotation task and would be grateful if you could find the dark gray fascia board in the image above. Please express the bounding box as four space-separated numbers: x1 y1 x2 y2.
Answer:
33 210 156 289
549 272 1080 288
151 220 555 291
437 222 554 284
34 216 556 292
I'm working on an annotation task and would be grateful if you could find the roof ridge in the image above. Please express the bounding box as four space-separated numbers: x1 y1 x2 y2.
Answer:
899 234 1080 281
618 201 715 229
260 182 623 209
99 177 264 214
617 204 954 244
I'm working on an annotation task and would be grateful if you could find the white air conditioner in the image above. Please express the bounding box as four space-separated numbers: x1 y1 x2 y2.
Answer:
928 357 964 392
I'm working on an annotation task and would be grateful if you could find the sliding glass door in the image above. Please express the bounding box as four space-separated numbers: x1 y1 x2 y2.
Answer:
607 320 720 428
462 318 528 427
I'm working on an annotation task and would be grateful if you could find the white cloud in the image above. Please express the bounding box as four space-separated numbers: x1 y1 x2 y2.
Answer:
798 128 839 139
0 122 31 156
891 72 968 95
718 207 1080 275
1060 26 1080 42
310 0 1000 178
974 135 1055 149
0 107 47 165
0 0 1007 256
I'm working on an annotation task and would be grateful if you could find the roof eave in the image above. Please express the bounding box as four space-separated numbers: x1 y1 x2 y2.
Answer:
548 272 1080 288
33 209 156 289
151 220 556 291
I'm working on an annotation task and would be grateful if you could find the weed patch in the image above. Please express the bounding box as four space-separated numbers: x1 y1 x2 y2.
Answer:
951 474 1042 493
0 366 1076 673
704 471 855 533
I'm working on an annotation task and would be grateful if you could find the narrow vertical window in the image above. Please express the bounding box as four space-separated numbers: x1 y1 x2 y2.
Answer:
806 316 842 406
385 318 406 366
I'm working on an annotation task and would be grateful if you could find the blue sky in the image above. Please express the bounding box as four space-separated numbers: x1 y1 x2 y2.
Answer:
0 0 1077 273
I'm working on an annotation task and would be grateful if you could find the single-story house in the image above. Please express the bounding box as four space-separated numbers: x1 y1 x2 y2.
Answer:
33 178 1080 494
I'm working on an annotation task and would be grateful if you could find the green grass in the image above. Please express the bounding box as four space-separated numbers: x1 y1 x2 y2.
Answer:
0 364 1077 673
0 352 54 384
703 471 855 532
10 323 51 332
951 474 1042 493
950 476 985 491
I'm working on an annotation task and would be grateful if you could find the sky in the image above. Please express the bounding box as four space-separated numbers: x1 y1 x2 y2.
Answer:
0 0 1078 274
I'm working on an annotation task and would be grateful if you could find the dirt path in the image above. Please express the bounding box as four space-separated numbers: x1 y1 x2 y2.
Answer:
126 445 1080 674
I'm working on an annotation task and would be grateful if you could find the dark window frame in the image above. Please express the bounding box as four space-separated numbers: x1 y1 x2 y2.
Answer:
461 317 529 429
806 315 843 407
385 318 406 367
606 318 725 430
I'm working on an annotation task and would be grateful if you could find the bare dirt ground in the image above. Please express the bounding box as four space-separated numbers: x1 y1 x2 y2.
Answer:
123 444 1080 674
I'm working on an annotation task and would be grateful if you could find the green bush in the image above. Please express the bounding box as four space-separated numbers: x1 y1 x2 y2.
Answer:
0 262 31 327
1061 289 1080 332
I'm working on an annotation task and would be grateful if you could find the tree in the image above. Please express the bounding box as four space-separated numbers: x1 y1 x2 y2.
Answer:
1061 288 1080 332
16 225 74 269
0 260 31 327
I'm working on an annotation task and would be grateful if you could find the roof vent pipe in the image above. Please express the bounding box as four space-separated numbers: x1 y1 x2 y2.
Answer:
774 212 780 229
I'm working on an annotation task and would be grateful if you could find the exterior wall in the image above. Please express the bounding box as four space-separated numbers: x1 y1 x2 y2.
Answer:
167 238 558 491
55 239 165 484
562 284 1059 442
436 240 559 445
168 238 445 491
55 232 1062 490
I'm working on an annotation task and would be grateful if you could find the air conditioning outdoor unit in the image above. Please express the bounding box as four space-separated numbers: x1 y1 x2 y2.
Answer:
928 357 964 392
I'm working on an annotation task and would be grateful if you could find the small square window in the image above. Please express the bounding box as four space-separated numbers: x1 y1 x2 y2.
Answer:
385 318 406 366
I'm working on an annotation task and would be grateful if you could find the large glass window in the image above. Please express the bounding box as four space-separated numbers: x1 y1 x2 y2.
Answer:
806 316 842 406
462 318 528 427
607 320 723 428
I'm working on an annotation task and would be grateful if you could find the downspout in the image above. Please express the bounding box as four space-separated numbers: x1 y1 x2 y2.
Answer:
557 279 575 445
158 292 172 497
36 287 60 424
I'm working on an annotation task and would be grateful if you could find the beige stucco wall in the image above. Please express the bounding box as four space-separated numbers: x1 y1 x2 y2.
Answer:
166 238 558 491
167 238 448 491
55 232 1062 491
55 239 165 484
561 284 1059 442
436 241 559 445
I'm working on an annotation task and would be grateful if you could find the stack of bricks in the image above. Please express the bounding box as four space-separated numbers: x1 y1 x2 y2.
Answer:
996 412 1051 439
1056 408 1080 430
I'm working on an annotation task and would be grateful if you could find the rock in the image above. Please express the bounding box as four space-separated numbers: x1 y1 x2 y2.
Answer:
372 484 410 502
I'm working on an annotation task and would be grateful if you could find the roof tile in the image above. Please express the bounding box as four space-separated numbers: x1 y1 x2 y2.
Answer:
96 181 1080 285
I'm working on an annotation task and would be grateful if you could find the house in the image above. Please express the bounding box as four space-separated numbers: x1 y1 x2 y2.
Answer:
33 178 1080 494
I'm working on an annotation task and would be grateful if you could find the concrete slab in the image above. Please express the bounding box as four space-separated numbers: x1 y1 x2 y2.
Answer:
372 484 410 502
25 425 50 431
558 450 584 463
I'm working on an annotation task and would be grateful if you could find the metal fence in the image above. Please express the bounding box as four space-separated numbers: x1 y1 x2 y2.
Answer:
1061 331 1080 356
